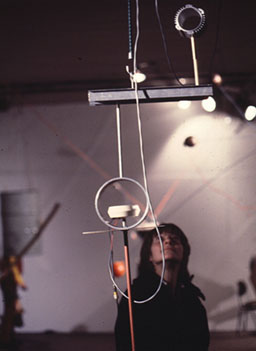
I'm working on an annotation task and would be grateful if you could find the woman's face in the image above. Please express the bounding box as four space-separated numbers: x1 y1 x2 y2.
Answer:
150 231 184 265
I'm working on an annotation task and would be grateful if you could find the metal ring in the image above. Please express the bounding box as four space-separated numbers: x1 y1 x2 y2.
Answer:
174 4 205 38
95 177 150 231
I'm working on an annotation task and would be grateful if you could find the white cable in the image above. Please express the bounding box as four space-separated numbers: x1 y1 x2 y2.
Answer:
108 0 165 304
133 0 165 303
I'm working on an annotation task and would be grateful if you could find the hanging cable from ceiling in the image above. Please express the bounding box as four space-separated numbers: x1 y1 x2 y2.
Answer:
154 0 184 86
127 0 133 60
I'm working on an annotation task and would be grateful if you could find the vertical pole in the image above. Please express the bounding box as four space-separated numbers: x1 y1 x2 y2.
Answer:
190 35 199 86
123 220 136 351
116 107 136 349
116 104 123 178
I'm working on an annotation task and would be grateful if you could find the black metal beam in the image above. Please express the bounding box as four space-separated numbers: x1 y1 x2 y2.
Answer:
88 84 213 106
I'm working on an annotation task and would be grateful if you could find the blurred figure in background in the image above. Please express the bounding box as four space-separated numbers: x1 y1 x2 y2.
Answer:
249 256 256 295
0 255 25 346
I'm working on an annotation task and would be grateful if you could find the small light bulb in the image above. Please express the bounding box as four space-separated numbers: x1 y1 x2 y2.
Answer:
201 97 216 112
177 100 191 110
245 105 256 121
212 73 222 85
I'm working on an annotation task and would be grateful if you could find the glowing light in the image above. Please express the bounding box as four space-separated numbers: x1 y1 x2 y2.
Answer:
244 105 256 121
212 73 222 85
177 100 191 110
201 97 216 112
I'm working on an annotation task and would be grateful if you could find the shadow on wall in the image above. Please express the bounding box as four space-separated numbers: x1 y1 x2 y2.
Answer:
208 306 238 326
194 275 238 327
70 324 89 334
195 275 235 313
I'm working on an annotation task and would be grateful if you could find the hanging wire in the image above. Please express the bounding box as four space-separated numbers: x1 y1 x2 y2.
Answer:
154 0 184 86
132 0 165 303
108 0 166 305
127 0 133 59
208 0 223 79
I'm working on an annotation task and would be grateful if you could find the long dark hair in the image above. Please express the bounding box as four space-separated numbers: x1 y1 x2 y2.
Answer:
138 223 191 284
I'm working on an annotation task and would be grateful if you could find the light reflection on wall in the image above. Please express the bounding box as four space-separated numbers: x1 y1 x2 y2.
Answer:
149 108 240 180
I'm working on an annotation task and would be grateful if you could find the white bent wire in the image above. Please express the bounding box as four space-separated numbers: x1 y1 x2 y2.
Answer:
108 0 165 304
95 176 150 231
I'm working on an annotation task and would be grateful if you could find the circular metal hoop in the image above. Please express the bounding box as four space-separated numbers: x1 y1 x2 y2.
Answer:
95 177 150 231
174 4 205 38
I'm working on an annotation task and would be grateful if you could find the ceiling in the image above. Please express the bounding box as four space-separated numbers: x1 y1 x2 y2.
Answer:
0 0 255 106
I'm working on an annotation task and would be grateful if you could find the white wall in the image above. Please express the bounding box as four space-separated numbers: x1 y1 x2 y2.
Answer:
0 100 256 332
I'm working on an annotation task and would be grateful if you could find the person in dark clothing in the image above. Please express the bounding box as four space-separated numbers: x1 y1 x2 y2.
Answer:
115 223 210 351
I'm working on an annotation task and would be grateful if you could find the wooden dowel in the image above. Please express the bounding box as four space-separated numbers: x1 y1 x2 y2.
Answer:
190 36 199 86
123 228 136 351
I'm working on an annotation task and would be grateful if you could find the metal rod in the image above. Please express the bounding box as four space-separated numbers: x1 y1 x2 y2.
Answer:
123 220 136 351
82 223 164 235
190 35 199 86
116 104 123 178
